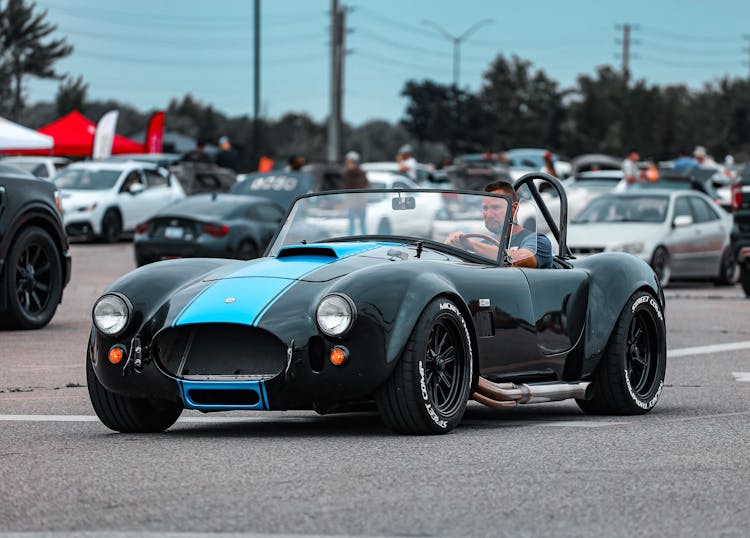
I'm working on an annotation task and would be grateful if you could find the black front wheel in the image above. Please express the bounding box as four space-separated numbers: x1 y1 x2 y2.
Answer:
376 298 473 434
577 291 667 415
100 210 122 244
651 247 671 288
2 226 62 329
87 352 182 433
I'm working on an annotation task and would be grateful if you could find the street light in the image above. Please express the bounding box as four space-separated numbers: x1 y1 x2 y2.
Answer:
422 18 494 88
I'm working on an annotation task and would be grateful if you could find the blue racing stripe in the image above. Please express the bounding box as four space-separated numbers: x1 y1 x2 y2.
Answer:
174 243 383 327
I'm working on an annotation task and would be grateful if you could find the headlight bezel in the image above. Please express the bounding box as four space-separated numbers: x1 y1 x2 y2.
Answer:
92 292 132 336
316 293 356 338
609 240 645 255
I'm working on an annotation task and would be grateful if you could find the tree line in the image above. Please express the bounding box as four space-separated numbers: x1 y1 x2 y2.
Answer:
2 0 749 169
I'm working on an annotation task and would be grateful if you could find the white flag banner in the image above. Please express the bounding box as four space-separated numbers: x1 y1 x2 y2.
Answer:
92 110 119 160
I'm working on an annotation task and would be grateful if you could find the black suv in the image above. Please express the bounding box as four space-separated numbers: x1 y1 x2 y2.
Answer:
0 164 71 328
731 165 750 296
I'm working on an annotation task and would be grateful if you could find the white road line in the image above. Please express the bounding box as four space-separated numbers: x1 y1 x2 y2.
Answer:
668 340 750 358
732 372 750 382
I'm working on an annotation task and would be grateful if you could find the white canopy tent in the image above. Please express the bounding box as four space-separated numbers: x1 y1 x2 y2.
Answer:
0 116 53 151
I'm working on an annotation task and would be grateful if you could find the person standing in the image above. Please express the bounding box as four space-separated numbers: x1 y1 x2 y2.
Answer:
215 136 241 172
397 144 418 180
341 151 370 235
617 149 642 191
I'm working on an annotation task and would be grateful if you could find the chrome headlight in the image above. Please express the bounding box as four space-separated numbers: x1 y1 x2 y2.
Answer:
609 241 644 254
92 293 131 336
316 294 356 337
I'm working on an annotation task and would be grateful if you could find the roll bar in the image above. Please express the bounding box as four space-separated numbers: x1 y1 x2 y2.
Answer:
513 172 572 259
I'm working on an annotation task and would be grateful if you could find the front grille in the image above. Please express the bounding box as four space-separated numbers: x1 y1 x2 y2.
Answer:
153 323 287 378
570 246 605 255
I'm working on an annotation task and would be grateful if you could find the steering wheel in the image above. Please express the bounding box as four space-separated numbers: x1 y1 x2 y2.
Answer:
460 233 500 246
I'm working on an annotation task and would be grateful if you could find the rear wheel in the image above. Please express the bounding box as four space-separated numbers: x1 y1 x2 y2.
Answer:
577 291 666 415
2 226 62 329
236 240 259 260
715 247 737 286
741 264 750 297
376 298 473 434
100 210 122 244
650 247 671 288
87 354 182 433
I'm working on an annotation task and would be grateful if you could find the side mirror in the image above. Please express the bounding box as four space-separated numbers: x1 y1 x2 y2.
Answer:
129 183 145 195
672 214 693 227
392 196 416 210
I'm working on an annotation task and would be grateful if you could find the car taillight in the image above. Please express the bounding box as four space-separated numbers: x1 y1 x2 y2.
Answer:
731 183 742 211
135 222 150 234
203 223 229 237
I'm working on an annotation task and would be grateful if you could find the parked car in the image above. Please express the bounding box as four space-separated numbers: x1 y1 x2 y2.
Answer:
1 156 71 180
86 174 667 435
361 161 441 186
133 194 285 266
631 168 732 212
516 170 623 234
305 171 440 237
0 164 71 329
730 165 750 295
507 148 571 180
231 171 316 210
569 154 621 175
568 190 735 287
55 161 185 242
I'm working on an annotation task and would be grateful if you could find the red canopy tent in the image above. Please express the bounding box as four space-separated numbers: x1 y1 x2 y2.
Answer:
5 110 144 156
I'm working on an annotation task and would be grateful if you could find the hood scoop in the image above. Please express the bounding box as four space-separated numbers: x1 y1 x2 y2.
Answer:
277 245 338 259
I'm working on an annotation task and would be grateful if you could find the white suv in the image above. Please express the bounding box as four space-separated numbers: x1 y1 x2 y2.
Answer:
54 161 185 242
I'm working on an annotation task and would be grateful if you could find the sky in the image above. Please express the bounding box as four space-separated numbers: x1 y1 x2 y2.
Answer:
26 0 750 126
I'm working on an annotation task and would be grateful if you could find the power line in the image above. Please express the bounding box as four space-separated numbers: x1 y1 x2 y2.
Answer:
639 40 744 57
353 28 490 64
638 54 743 69
639 24 740 43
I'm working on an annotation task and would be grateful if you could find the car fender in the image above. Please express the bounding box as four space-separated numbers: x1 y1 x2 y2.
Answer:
571 252 664 377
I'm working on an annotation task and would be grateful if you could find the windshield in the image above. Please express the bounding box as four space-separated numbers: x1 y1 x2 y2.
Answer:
55 168 121 190
574 195 669 223
267 190 512 264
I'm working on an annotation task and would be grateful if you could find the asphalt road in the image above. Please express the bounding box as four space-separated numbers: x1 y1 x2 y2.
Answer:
1 243 748 537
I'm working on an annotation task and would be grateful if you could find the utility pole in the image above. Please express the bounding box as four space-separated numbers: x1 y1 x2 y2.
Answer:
615 23 639 83
252 0 261 167
621 23 631 82
744 35 750 80
422 19 494 89
327 0 345 163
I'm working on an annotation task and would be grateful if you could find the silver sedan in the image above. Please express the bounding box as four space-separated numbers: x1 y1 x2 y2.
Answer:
567 190 735 287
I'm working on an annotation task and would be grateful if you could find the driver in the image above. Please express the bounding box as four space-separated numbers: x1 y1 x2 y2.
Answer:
445 180 553 268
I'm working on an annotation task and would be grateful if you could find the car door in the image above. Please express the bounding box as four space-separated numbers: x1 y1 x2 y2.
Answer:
686 195 725 276
668 195 702 277
115 169 147 230
137 169 178 224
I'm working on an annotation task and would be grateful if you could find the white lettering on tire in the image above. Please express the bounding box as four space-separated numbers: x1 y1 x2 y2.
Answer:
624 369 664 410
631 294 663 321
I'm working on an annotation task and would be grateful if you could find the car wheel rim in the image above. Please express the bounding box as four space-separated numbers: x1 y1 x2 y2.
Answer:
626 311 658 396
15 242 52 315
424 316 465 416
653 250 669 285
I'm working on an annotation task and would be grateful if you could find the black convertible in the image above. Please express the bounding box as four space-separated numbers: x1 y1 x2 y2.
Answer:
87 173 667 434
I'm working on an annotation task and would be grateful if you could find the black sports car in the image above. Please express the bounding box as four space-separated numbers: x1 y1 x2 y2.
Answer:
0 164 71 329
87 173 667 434
133 194 285 266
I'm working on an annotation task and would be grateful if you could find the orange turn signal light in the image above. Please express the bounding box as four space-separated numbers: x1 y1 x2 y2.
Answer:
329 346 348 366
108 346 125 364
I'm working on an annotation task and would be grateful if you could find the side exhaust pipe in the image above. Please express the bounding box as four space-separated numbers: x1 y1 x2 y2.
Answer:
472 377 592 408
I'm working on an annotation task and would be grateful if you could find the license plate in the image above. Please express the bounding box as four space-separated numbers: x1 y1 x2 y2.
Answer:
164 226 184 239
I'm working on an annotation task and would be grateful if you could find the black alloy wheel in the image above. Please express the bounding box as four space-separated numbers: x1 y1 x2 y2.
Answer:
715 248 737 286
624 311 658 400
376 297 473 434
424 317 464 417
4 226 62 329
577 291 666 415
